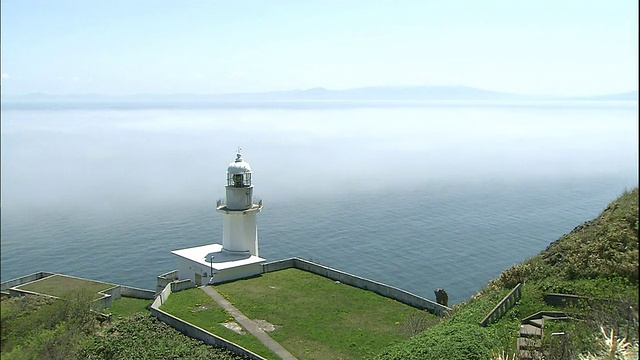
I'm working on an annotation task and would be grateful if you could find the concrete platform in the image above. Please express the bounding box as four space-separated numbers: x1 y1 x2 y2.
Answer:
172 244 265 285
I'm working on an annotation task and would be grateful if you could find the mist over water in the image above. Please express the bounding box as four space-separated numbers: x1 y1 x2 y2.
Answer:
1 101 637 303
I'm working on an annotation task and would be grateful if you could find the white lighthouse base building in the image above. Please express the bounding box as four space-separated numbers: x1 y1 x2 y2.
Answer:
171 244 265 285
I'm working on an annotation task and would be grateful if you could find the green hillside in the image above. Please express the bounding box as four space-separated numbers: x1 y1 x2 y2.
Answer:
376 188 639 360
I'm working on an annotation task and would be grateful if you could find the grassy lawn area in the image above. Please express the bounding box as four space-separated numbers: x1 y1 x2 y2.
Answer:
105 297 151 318
15 274 115 299
159 288 279 359
215 268 439 360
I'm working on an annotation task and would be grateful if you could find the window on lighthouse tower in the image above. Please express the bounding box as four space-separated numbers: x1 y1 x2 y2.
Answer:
233 173 243 188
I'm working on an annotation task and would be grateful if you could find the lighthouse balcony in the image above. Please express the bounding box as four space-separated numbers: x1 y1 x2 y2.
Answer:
216 197 263 213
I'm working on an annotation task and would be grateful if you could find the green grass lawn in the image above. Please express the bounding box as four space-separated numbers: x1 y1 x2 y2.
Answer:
15 274 114 299
159 287 279 359
105 297 151 318
215 268 439 360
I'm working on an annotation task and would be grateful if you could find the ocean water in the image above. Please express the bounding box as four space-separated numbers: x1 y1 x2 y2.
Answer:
1 101 637 304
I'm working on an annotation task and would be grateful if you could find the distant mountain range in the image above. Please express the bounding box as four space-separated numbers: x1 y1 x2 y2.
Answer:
2 86 637 103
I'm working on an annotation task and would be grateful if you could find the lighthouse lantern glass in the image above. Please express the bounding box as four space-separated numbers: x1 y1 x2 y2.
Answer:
227 171 252 187
233 174 243 187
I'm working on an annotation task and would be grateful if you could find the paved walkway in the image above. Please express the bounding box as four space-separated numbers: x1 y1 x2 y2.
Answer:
200 286 297 360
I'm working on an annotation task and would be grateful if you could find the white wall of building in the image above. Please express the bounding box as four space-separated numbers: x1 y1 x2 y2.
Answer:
210 263 263 284
176 258 212 286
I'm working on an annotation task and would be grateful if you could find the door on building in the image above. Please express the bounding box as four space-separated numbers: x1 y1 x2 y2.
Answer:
195 273 202 286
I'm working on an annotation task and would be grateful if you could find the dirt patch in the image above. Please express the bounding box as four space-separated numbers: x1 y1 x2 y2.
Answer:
193 304 213 311
254 319 277 332
221 321 245 335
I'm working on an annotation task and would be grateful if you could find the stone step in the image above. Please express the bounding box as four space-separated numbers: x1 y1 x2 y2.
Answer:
518 349 541 360
542 315 570 321
527 318 544 328
519 324 543 338
518 337 542 350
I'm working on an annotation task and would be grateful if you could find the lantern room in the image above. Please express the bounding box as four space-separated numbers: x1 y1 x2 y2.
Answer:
227 152 252 188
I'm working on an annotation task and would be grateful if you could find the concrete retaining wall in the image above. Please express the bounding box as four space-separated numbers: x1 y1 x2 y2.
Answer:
153 283 172 308
8 288 58 299
171 279 194 292
262 258 295 273
0 272 55 291
157 270 179 294
2 272 155 311
121 286 155 300
93 294 113 311
150 283 265 360
262 257 451 316
544 293 591 307
150 306 266 360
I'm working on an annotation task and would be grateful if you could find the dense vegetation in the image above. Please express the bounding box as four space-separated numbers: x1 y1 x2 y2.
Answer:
79 313 244 359
1 289 99 359
1 291 243 359
376 188 639 359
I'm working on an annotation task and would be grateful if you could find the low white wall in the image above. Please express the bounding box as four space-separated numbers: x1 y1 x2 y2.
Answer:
152 283 171 308
1 272 55 291
150 306 266 360
121 286 155 299
157 270 179 294
150 283 266 360
212 263 263 284
263 257 451 316
262 258 295 273
93 293 113 311
8 288 57 299
102 285 122 299
3 272 155 314
92 285 122 311
171 279 194 292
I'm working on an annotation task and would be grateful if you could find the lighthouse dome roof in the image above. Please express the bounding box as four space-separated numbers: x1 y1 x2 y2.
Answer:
227 152 252 174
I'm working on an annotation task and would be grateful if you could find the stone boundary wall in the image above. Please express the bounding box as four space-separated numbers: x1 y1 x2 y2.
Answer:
151 283 266 360
263 257 452 316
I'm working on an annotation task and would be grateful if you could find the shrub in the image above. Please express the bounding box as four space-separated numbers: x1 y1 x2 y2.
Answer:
375 321 498 360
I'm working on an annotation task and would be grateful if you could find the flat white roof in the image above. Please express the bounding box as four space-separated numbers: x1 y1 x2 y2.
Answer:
171 243 265 270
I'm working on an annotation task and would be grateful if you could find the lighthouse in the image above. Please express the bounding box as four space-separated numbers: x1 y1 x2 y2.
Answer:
170 149 266 286
216 150 262 256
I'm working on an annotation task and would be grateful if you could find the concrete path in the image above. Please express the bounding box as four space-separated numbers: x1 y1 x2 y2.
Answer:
200 286 297 360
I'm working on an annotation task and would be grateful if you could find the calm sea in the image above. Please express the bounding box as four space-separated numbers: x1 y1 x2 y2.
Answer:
1 101 637 304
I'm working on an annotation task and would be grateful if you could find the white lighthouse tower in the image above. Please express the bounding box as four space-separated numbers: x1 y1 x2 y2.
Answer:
171 149 265 285
217 150 262 256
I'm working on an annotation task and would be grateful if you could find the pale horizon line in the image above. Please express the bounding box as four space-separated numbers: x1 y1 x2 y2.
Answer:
1 85 638 100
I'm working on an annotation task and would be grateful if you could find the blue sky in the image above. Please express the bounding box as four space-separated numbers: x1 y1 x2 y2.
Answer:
1 0 637 96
